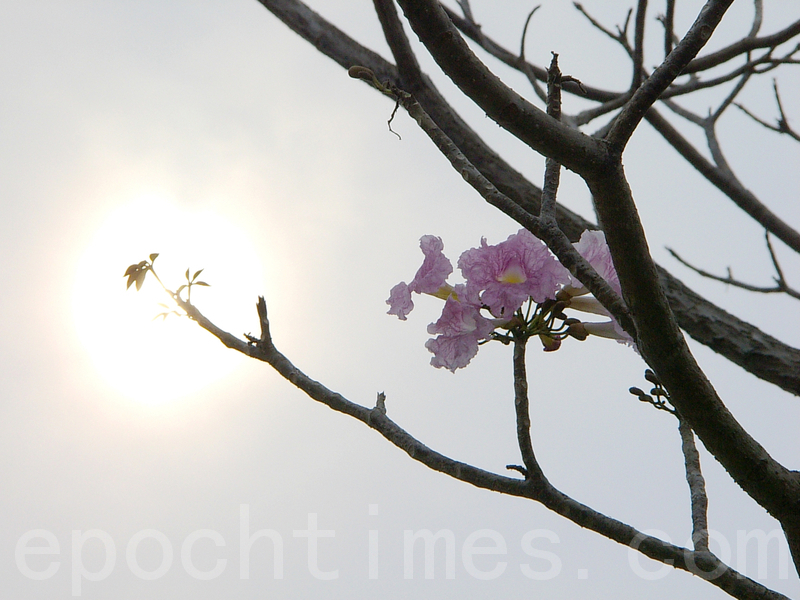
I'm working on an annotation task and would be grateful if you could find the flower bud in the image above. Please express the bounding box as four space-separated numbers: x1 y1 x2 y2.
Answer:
539 333 561 352
566 321 588 340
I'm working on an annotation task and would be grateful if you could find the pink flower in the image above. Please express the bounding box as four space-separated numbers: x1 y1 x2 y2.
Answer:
424 291 496 372
458 229 569 317
565 230 634 347
568 229 621 297
409 235 452 294
387 235 453 320
386 282 413 320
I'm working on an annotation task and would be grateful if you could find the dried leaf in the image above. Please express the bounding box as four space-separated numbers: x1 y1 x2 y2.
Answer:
149 253 159 263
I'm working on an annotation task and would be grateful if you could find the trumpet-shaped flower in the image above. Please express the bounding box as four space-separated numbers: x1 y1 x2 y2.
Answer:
554 230 636 348
458 229 569 317
568 229 622 297
424 290 496 372
409 235 452 294
387 235 453 320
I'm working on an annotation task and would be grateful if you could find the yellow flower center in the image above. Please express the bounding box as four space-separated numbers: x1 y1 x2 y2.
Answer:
498 264 526 284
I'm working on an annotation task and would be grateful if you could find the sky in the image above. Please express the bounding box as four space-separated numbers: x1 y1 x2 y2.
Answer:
1 1 799 598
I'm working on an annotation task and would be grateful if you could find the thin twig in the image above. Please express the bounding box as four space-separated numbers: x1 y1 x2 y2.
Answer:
667 242 800 300
735 79 800 142
684 17 800 73
540 53 563 223
663 0 676 56
513 336 545 481
678 416 710 551
518 5 548 104
748 0 764 39
632 0 648 89
574 3 634 55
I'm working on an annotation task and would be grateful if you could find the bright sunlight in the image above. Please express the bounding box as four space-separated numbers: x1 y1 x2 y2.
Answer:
72 194 265 406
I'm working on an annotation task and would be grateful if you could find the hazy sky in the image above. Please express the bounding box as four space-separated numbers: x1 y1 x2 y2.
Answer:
1 1 798 598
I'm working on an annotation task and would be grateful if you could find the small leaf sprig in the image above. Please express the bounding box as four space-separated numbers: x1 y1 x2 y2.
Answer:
123 253 210 320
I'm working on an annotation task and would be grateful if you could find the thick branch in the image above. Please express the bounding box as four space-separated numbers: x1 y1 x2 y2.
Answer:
393 0 610 176
587 161 800 535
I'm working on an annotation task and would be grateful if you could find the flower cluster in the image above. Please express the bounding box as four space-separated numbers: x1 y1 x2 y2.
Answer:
387 229 633 372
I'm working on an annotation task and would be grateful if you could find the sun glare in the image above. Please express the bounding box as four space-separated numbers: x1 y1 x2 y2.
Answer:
72 194 265 406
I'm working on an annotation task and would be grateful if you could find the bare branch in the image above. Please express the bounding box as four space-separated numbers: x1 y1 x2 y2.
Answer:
668 235 800 300
587 151 800 541
518 5 540 61
632 370 709 551
178 295 790 600
645 107 800 255
678 416 710 551
512 336 544 480
540 53 564 223
748 0 764 39
664 44 799 99
606 0 735 151
684 17 800 73
394 0 610 177
662 0 676 56
632 0 648 90
735 79 800 142
518 5 547 103
444 3 620 102
573 3 633 55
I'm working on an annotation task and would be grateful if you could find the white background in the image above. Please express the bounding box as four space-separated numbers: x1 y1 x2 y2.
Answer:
1 1 798 598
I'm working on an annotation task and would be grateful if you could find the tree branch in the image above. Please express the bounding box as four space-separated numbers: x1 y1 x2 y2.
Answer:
393 0 610 177
684 17 800 73
512 336 544 481
441 3 800 257
678 416 710 551
644 107 800 255
179 294 790 600
606 0 735 151
255 0 800 396
735 79 800 142
668 235 800 301
586 158 800 544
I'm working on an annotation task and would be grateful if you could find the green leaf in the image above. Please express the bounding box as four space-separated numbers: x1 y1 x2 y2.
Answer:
192 268 204 282
185 268 191 281
194 281 210 287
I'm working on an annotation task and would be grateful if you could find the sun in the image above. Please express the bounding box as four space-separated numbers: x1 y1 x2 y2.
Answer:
72 194 265 406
